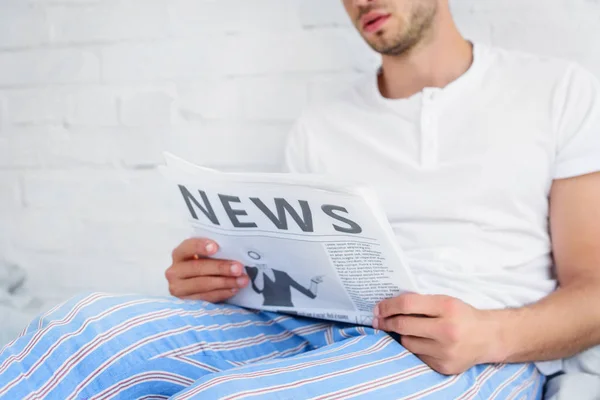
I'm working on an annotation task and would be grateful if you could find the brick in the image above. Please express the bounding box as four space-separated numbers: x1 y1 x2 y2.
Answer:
167 120 292 171
0 126 102 168
0 134 41 168
176 80 240 120
169 0 301 36
119 91 175 126
47 0 169 44
23 254 170 295
297 0 352 27
66 88 119 126
113 128 166 168
29 0 102 4
101 30 377 83
0 49 100 87
0 172 22 210
0 4 48 49
101 40 234 83
176 77 308 120
71 220 184 261
213 29 379 76
22 169 176 222
67 126 166 168
100 41 183 83
6 87 152 127
5 87 120 126
8 209 84 253
4 88 69 125
307 72 363 103
1 125 165 168
0 95 7 128
237 77 308 120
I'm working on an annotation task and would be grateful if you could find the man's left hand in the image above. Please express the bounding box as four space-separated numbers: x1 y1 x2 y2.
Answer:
373 293 498 375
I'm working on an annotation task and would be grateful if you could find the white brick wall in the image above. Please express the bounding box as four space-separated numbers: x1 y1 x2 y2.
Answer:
0 0 599 304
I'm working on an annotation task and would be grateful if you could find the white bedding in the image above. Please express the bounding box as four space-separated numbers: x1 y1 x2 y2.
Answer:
0 293 49 347
0 257 61 347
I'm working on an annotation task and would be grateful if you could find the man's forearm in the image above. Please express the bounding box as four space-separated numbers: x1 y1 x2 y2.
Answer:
486 280 600 364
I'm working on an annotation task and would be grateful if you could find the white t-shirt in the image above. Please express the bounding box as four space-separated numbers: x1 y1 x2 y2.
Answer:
284 42 600 313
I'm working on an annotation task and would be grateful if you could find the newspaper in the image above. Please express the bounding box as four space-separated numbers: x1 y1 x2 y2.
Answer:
160 153 418 326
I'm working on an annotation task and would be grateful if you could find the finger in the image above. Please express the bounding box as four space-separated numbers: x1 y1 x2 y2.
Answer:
376 293 450 318
182 289 239 304
170 259 245 280
401 336 440 357
415 354 442 373
169 276 249 297
376 315 439 339
172 238 219 262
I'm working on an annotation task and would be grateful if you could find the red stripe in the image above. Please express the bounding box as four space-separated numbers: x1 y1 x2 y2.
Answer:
177 336 395 399
397 373 461 400
222 349 412 400
455 368 493 400
29 308 181 400
505 369 537 400
1 296 153 397
159 323 328 359
238 340 309 365
66 305 280 400
315 365 432 400
0 293 107 375
488 364 529 400
456 364 500 400
67 324 194 400
148 313 292 360
37 300 65 330
92 372 193 400
173 356 222 373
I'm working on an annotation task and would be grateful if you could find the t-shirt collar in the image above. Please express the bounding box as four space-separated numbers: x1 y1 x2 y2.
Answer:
361 41 487 111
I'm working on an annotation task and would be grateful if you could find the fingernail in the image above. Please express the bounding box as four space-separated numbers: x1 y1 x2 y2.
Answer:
231 288 238 294
372 318 379 329
230 263 241 276
373 304 380 317
205 243 216 254
236 277 248 287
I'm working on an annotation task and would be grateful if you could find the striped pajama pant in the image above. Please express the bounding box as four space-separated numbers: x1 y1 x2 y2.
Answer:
0 293 545 399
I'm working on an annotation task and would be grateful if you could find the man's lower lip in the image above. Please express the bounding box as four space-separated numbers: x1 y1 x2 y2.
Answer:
363 15 390 33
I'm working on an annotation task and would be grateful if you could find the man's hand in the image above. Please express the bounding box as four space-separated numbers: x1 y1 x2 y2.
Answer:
373 293 496 375
165 238 249 303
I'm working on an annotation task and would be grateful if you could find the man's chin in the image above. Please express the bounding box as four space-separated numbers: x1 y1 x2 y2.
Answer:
368 37 419 57
367 42 403 56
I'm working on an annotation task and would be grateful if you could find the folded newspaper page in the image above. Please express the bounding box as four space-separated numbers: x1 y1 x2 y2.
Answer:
160 153 418 326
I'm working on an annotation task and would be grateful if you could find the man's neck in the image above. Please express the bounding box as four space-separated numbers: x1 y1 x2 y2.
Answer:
378 19 474 100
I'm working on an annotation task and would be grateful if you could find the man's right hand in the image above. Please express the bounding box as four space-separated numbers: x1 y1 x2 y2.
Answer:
165 238 249 303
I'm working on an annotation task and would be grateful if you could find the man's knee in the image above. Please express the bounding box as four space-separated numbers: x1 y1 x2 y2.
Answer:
36 292 178 331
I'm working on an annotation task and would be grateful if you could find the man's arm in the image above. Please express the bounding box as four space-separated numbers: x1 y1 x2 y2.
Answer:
373 172 600 375
491 171 600 363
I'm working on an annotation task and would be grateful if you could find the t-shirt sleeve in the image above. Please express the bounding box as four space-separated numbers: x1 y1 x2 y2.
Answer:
553 64 600 180
282 117 314 174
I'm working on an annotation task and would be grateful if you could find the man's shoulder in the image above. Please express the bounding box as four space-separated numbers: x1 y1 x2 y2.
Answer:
480 42 590 87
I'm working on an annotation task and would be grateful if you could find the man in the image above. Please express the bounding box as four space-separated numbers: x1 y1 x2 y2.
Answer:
1 0 599 398
244 251 325 308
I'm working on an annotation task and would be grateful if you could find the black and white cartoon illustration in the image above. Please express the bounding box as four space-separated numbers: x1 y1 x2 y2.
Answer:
244 250 324 308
